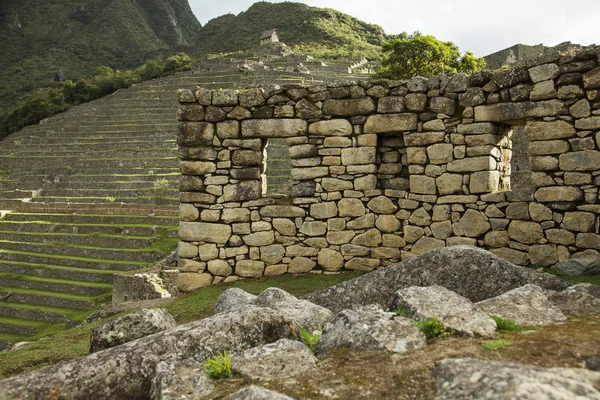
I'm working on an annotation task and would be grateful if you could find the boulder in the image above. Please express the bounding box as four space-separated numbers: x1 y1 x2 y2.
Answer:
553 257 600 276
435 358 600 399
232 339 316 380
0 306 301 400
150 361 213 400
316 305 426 354
392 286 497 337
227 386 294 400
547 284 600 316
304 246 569 314
214 288 257 313
477 284 566 326
90 308 177 353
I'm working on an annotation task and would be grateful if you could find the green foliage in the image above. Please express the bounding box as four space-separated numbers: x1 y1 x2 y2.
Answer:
491 315 525 332
300 328 321 352
394 308 412 318
416 318 454 339
377 31 486 79
482 338 512 351
204 351 233 380
104 197 116 203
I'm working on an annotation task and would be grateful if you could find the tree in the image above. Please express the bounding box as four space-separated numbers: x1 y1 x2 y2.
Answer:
377 32 486 79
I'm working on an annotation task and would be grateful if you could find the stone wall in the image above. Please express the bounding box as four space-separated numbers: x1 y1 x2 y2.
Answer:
176 46 600 292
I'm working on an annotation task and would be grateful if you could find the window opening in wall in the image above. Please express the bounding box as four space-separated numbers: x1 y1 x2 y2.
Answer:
377 134 409 191
262 138 293 198
508 125 531 191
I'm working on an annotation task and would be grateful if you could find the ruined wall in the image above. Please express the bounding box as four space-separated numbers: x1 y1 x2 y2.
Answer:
176 46 600 292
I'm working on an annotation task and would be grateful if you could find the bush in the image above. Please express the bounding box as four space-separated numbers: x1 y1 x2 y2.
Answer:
300 328 321 353
204 351 232 380
164 53 192 72
491 315 525 332
416 318 453 339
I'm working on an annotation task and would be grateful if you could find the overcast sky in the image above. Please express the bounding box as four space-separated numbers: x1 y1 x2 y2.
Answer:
189 0 599 56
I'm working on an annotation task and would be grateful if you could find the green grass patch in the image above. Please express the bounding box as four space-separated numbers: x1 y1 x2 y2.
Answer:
0 285 110 303
0 248 151 266
204 351 232 380
559 275 600 286
0 273 112 289
394 308 412 318
300 328 321 353
482 339 512 351
491 315 525 332
416 318 454 339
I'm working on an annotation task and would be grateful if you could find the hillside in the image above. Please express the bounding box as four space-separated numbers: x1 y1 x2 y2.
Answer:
197 1 387 59
0 0 202 113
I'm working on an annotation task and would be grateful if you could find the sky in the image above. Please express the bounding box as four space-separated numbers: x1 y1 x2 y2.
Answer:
188 0 599 57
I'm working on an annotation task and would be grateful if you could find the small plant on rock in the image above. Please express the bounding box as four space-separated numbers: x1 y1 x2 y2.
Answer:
482 338 512 351
394 308 412 318
204 351 232 380
104 196 116 203
416 318 453 339
491 315 525 332
300 328 321 353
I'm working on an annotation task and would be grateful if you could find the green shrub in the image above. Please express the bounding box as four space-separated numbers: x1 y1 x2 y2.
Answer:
204 351 232 380
416 318 453 339
300 328 321 352
164 53 192 72
104 196 116 203
394 308 412 318
482 339 512 351
491 315 525 332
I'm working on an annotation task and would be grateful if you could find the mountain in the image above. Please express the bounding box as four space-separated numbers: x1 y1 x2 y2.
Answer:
0 0 202 113
196 2 387 59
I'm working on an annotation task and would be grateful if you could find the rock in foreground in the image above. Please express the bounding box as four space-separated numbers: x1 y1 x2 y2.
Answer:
227 385 294 400
435 358 600 399
305 247 569 313
548 283 600 316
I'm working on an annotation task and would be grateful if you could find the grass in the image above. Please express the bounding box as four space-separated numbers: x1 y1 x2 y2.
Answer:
394 308 412 318
204 352 233 380
560 275 600 286
0 271 361 379
416 318 453 339
482 338 512 351
300 328 321 353
491 315 525 332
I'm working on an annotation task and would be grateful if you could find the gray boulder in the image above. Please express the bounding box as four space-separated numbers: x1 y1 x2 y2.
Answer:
553 257 600 276
392 286 497 337
214 288 257 313
221 287 332 331
435 358 600 399
151 361 213 400
477 284 567 326
304 246 569 314
316 305 426 354
90 308 177 353
548 283 600 316
232 339 316 380
227 386 294 400
0 306 299 400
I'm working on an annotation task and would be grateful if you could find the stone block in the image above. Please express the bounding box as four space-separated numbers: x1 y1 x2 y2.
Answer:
453 209 491 238
364 114 418 134
261 245 285 265
484 231 509 248
508 221 544 244
411 237 445 255
404 132 445 146
288 257 316 273
208 260 233 276
410 175 436 195
474 100 567 122
347 214 376 230
328 231 357 245
338 198 366 217
447 156 496 173
526 120 576 141
375 215 401 233
260 206 306 218
505 202 530 220
562 212 596 232
469 171 500 194
223 181 261 202
575 116 600 130
367 196 397 214
178 122 215 147
180 204 199 222
241 119 307 137
291 167 329 180
345 258 380 271
583 67 600 89
576 233 600 250
180 161 216 176
178 273 213 292
378 96 406 113
430 97 456 115
243 231 275 247
546 229 575 245
404 93 427 111
179 222 231 244
559 151 600 171
529 140 569 156
534 186 583 202
212 89 238 106
436 173 463 195
236 260 265 277
426 143 453 164
528 63 560 83
322 97 376 116
299 221 327 237
457 123 497 134
341 147 376 165
309 119 353 136
310 202 338 219
529 245 558 267
318 249 344 271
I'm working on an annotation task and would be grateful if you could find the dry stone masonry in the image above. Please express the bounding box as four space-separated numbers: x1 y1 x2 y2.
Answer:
176 46 600 290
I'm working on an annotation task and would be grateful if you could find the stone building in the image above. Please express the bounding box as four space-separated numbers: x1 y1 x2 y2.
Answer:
175 46 600 292
260 29 279 46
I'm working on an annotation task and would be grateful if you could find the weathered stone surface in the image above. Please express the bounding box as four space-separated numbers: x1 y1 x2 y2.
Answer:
243 231 275 247
447 156 496 172
508 221 544 244
214 288 257 313
534 186 583 202
318 248 344 271
493 65 530 88
378 96 406 113
430 97 456 115
179 222 231 244
575 116 600 130
583 67 600 89
223 181 261 202
236 260 265 277
308 119 353 136
477 284 566 326
376 215 401 233
577 233 600 250
299 221 327 237
227 386 294 400
559 150 600 171
304 246 569 314
404 131 445 146
459 87 486 107
526 120 576 141
288 257 316 274
410 175 436 195
322 97 376 116
345 257 380 271
341 147 376 165
241 119 307 137
392 286 497 337
152 361 213 400
436 173 463 195
208 259 233 276
316 305 426 354
454 210 491 238
232 339 317 380
411 237 445 255
530 80 556 101
548 284 600 316
553 257 600 276
529 245 559 267
470 170 500 194
364 113 418 133
435 358 600 400
260 206 305 218
178 122 215 147
426 143 453 164
474 100 567 122
291 166 329 180
367 196 397 214
272 218 297 236
529 63 560 83
90 308 177 353
338 198 366 217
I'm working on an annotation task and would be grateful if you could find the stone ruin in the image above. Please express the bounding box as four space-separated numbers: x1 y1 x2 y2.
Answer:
175 46 600 292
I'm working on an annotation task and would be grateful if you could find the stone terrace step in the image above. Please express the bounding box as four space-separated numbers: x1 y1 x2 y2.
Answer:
0 262 115 283
0 304 70 323
1 212 178 226
0 250 147 272
0 320 38 336
0 231 155 249
0 291 95 311
0 276 110 296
